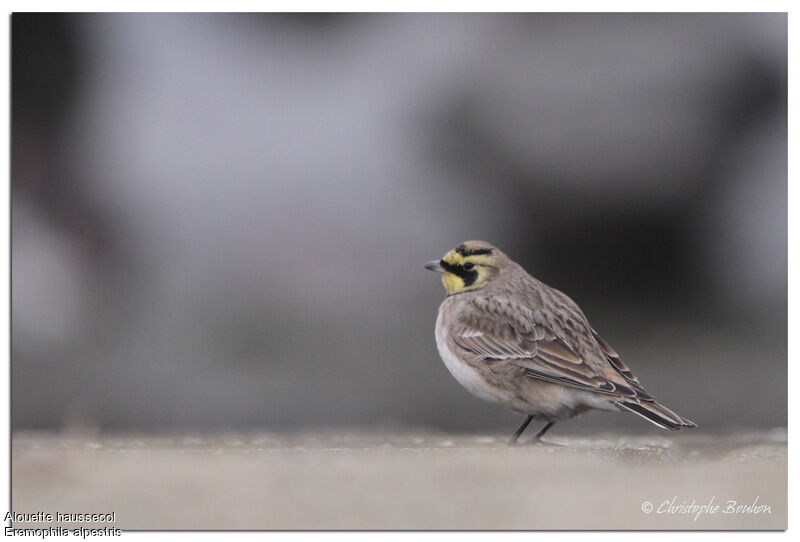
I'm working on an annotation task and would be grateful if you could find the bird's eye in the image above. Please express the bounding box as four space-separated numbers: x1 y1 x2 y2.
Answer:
463 262 474 270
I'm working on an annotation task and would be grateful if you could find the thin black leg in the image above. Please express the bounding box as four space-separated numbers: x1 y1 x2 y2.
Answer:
509 415 534 444
531 421 555 442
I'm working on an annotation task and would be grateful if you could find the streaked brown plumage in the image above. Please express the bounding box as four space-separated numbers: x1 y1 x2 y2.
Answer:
426 240 695 443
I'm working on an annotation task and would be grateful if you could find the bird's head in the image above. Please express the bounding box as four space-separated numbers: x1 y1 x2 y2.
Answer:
425 240 509 295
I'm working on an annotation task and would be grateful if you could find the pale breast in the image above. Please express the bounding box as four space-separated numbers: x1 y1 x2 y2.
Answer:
434 300 617 420
434 307 514 405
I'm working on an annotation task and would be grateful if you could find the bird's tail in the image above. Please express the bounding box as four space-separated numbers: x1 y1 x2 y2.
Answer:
615 399 697 430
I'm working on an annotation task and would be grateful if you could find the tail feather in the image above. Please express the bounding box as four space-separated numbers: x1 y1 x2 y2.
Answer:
615 400 697 430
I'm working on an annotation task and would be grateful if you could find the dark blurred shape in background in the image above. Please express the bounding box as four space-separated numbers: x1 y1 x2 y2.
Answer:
11 13 786 432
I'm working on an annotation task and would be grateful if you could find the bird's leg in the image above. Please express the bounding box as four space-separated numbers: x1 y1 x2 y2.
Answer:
509 415 534 444
528 421 559 445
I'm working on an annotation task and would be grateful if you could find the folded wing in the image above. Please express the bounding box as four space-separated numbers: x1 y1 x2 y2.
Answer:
452 298 653 401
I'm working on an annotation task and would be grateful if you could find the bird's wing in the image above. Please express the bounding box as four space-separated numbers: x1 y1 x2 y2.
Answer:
591 328 643 386
451 297 652 400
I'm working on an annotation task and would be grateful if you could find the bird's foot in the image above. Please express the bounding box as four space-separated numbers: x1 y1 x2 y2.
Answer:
528 438 565 447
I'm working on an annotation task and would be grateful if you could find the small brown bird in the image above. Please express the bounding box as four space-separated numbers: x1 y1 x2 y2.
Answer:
426 240 695 444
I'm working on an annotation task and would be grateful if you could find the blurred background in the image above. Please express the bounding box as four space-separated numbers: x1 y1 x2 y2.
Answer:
11 13 786 434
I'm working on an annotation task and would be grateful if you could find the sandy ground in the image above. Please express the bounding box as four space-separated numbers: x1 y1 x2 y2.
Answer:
11 428 786 530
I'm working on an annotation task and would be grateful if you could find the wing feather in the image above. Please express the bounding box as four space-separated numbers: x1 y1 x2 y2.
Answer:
451 298 652 401
592 329 640 384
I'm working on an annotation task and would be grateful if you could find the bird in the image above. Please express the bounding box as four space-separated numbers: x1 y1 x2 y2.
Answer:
425 240 696 444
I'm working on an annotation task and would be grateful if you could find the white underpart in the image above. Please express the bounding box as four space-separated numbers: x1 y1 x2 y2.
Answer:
434 306 620 418
435 311 513 405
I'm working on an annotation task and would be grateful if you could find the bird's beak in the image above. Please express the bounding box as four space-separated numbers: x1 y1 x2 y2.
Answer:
425 260 445 274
